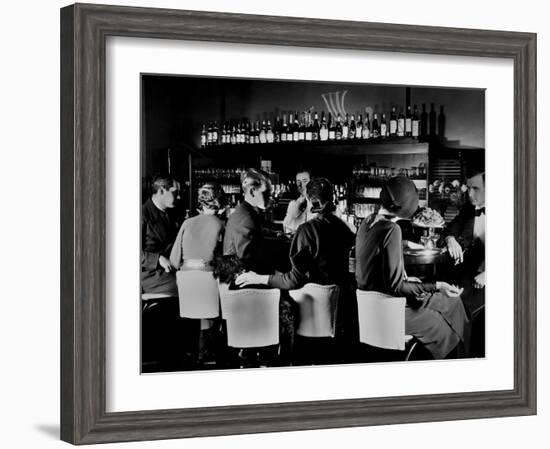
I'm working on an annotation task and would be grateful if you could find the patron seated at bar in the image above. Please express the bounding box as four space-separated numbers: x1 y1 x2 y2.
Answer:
169 182 226 364
223 168 274 277
141 174 181 296
355 176 468 360
283 168 314 233
141 174 182 371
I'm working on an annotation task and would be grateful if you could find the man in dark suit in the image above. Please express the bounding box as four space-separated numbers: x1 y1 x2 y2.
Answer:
223 168 274 275
141 174 181 296
442 168 485 356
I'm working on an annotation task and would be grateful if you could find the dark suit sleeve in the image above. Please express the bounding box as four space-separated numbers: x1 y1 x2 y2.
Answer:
383 223 437 297
141 213 159 271
233 213 260 267
442 205 469 243
268 226 311 290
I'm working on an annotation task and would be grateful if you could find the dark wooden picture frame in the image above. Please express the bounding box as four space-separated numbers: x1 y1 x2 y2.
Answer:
60 3 536 444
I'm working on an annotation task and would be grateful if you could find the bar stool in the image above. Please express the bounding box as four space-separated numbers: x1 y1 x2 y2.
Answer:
176 270 221 366
176 270 220 319
219 284 280 367
356 290 418 361
288 283 339 365
288 283 339 338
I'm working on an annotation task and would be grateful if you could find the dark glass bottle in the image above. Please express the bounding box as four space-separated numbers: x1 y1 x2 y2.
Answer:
380 113 388 137
312 111 320 141
405 105 412 137
429 103 437 137
320 111 329 141
335 113 343 140
372 113 380 138
412 105 420 139
438 105 446 137
397 109 405 137
420 104 428 139
389 107 397 136
349 114 356 139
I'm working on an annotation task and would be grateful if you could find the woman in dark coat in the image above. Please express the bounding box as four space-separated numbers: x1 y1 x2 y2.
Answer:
355 176 468 359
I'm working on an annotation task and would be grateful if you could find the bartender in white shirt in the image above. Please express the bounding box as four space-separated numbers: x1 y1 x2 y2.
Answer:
283 169 315 233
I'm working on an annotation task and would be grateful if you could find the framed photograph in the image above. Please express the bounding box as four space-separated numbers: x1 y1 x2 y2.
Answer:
60 3 536 444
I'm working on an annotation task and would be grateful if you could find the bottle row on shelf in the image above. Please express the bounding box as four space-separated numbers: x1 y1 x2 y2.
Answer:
200 103 446 147
352 163 428 180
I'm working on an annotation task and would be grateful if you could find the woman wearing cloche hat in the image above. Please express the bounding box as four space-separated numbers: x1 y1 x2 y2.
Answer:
355 176 468 359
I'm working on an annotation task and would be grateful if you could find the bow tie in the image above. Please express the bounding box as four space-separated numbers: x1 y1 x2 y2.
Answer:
475 207 485 216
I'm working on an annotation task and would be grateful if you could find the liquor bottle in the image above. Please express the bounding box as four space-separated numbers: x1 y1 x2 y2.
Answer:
200 124 207 147
259 120 267 144
312 111 320 141
281 114 288 142
429 103 437 137
245 121 251 144
372 113 380 138
298 112 306 141
380 113 388 138
212 121 219 145
412 104 420 138
328 113 336 141
273 117 280 143
420 103 428 139
305 112 313 141
342 113 350 140
349 114 356 139
397 108 405 137
438 105 446 137
335 113 343 140
207 122 213 146
220 123 226 145
320 111 329 141
356 114 363 140
286 114 293 142
362 112 371 139
389 107 397 136
293 112 300 142
266 120 274 143
405 105 412 137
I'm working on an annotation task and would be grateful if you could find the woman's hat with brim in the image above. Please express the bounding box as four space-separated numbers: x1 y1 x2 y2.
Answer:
380 176 419 219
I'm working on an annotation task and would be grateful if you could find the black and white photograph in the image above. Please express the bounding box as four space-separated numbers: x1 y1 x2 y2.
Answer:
140 75 486 373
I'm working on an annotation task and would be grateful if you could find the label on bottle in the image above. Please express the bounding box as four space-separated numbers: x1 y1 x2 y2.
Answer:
305 131 312 141
207 131 213 143
320 129 329 141
212 131 218 143
329 130 336 140
356 125 362 138
397 119 405 136
281 132 287 142
293 131 299 141
405 118 412 133
298 131 305 141
259 132 266 144
381 124 387 136
201 135 207 147
362 127 370 139
412 120 419 137
267 131 274 143
390 121 397 135
342 126 349 139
